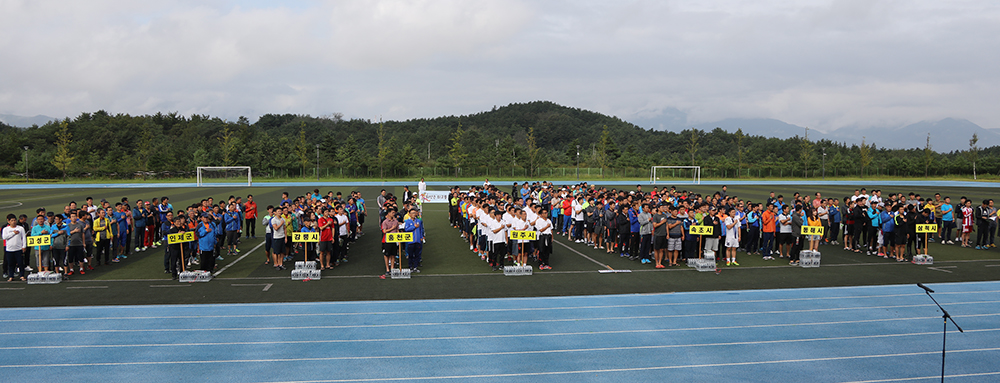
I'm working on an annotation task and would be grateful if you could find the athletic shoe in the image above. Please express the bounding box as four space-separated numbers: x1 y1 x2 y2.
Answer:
87 265 94 270
216 256 224 261
731 261 740 266
79 269 85 275
655 264 665 269
380 274 386 280
976 246 982 250
235 248 240 253
135 247 141 252
948 241 955 245
111 259 120 263
66 270 73 276
726 261 731 266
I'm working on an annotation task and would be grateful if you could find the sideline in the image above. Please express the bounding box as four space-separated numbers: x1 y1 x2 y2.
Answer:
214 240 266 277
1 180 999 190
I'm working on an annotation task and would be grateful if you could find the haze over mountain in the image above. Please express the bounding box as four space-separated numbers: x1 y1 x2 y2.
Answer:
0 114 59 128
629 111 995 153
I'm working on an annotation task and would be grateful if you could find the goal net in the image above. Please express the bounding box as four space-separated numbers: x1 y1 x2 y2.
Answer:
196 166 252 187
650 166 700 185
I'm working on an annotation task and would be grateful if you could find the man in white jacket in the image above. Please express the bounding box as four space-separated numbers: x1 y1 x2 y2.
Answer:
4 214 28 281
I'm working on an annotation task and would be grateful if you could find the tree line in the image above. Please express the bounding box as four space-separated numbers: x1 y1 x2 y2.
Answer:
0 101 996 180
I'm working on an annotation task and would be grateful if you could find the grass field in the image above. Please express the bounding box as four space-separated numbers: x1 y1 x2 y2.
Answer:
2 182 999 308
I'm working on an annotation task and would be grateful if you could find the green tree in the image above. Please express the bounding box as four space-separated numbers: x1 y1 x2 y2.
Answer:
595 125 612 177
449 124 468 177
525 126 540 177
800 128 813 178
377 122 390 179
136 122 155 180
687 129 699 166
735 128 746 178
859 137 872 178
967 133 979 179
218 126 238 166
295 126 310 177
50 120 74 181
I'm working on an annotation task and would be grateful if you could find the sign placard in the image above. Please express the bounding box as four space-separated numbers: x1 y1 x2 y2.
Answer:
689 225 713 235
508 230 538 241
916 224 938 234
27 235 51 247
385 232 414 243
291 232 319 242
167 232 196 244
801 226 825 236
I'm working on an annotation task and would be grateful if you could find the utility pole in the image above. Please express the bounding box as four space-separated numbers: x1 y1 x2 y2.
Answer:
23 146 28 183
315 144 320 181
822 147 826 180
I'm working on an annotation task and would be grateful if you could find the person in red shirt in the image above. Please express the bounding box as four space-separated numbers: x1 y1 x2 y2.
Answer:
380 210 401 279
318 208 336 270
244 195 258 239
760 204 777 260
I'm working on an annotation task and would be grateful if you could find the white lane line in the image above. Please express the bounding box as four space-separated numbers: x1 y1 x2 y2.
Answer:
552 238 612 270
3 346 999 375
65 286 107 290
149 285 190 288
986 264 1000 267
231 283 272 292
2 323 996 352
928 266 955 273
0 287 25 291
842 371 1000 383
2 307 996 336
1 291 996 322
214 240 266 277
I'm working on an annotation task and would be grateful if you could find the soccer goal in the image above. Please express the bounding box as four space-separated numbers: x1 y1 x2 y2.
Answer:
650 166 701 185
196 166 252 187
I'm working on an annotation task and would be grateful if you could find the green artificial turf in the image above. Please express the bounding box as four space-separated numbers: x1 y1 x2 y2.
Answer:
1 183 998 308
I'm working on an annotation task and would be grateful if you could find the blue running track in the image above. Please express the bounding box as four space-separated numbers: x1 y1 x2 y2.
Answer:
1 281 998 382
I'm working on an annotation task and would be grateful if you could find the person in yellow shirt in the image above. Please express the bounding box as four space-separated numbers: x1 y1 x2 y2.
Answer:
92 208 114 266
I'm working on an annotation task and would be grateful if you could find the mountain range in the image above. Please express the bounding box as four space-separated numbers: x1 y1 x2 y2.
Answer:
0 113 60 128
3 108 994 152
629 111 996 153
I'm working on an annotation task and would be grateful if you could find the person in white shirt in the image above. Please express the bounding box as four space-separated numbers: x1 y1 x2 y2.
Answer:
778 206 793 258
724 208 741 266
270 211 286 270
418 178 427 200
4 214 28 281
537 209 554 270
488 209 508 271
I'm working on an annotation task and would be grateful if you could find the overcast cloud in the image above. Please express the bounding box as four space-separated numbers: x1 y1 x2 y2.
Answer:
1 0 998 131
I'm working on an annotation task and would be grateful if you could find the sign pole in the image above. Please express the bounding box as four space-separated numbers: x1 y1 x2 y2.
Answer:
180 242 186 272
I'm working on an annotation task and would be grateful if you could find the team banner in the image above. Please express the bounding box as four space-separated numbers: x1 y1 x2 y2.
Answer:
385 232 414 243
801 226 825 236
292 232 319 242
916 224 938 234
689 225 713 235
509 230 538 241
27 235 51 247
167 232 196 244
420 191 451 204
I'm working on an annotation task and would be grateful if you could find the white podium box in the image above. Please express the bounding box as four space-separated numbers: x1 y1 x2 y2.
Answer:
391 268 411 279
180 270 212 282
503 265 533 276
913 254 934 265
800 251 821 268
27 272 62 284
294 261 316 270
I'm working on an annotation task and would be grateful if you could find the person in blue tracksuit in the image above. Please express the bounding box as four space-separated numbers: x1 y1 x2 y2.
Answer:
223 203 242 256
403 208 425 272
196 213 218 272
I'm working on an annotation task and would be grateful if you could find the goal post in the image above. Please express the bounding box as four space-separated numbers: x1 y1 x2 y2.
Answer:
650 166 700 185
196 166 252 187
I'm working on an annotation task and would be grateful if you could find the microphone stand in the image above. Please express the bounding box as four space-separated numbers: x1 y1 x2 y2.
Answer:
919 284 964 383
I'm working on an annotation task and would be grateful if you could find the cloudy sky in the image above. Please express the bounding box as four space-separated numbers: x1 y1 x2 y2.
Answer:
1 0 998 132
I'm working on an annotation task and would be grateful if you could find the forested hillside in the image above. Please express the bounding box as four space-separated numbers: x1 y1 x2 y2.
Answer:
1 101 996 180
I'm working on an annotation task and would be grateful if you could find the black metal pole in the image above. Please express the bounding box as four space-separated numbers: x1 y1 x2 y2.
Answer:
918 284 963 383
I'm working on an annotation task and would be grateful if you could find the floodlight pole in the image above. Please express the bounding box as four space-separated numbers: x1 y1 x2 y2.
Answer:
822 148 826 180
576 145 580 180
315 144 320 181
23 146 28 183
